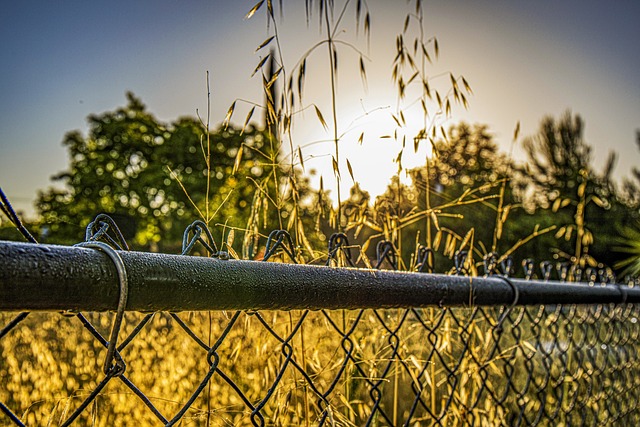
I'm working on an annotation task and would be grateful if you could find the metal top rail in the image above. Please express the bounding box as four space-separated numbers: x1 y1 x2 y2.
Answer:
0 241 640 311
1 240 638 312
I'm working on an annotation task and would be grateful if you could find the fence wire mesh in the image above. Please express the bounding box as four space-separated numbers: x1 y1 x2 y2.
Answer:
1 212 640 426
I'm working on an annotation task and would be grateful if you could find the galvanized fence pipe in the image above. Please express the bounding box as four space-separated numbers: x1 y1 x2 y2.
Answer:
1 240 638 312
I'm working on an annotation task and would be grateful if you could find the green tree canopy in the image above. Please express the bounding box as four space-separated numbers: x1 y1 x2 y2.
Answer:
409 123 512 255
522 112 592 207
36 93 283 251
519 111 639 271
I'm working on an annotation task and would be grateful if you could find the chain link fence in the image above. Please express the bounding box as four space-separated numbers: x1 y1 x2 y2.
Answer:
1 209 640 426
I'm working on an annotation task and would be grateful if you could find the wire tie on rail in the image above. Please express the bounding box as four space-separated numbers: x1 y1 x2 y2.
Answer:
483 252 499 276
617 282 629 305
326 233 355 267
75 241 128 376
415 245 434 273
263 230 296 262
522 258 535 280
375 240 398 270
182 220 218 256
540 261 553 281
85 214 130 251
493 275 520 331
500 256 514 277
454 250 469 276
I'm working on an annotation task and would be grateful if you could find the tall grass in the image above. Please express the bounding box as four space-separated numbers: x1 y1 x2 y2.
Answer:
4 304 636 425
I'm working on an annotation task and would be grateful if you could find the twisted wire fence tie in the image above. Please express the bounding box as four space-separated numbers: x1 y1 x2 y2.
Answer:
263 229 296 262
181 219 218 256
500 256 514 277
522 258 535 280
375 240 397 270
85 214 130 251
74 241 128 376
454 250 469 275
415 245 434 273
483 252 499 276
482 256 519 332
326 232 354 266
540 261 553 281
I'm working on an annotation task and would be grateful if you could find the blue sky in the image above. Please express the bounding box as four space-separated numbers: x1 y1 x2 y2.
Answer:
1 1 639 218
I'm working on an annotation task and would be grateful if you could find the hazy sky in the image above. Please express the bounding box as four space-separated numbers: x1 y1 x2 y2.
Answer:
1 1 639 218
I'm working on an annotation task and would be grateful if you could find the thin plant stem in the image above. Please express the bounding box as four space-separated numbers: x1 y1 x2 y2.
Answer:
205 71 211 223
324 4 343 231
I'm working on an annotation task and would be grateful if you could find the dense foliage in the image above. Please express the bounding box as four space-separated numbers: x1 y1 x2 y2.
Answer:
32 93 325 254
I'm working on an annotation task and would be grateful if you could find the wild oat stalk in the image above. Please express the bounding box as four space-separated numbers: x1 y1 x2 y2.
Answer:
168 70 230 227
391 0 472 256
240 0 372 260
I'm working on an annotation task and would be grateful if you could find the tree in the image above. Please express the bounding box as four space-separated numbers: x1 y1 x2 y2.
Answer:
520 111 637 271
36 93 283 251
522 112 592 208
408 123 513 260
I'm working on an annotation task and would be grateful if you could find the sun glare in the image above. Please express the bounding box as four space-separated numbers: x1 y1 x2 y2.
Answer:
290 95 451 202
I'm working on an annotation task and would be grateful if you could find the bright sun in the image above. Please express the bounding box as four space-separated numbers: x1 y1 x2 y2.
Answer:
289 95 452 202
